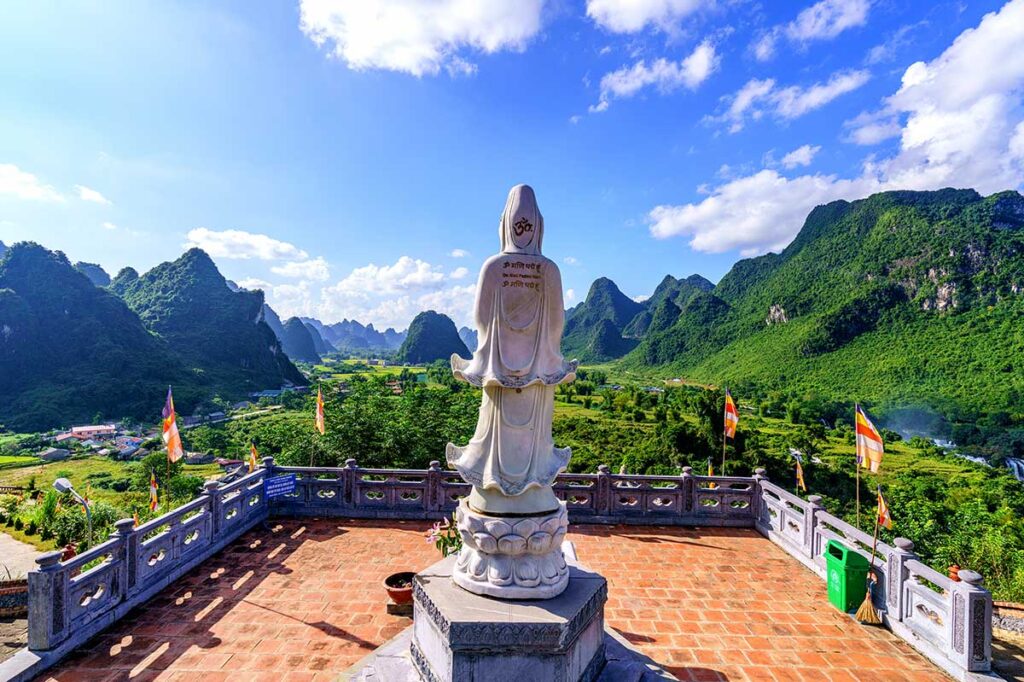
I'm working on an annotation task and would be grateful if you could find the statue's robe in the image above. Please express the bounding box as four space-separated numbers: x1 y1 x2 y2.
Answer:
447 252 576 497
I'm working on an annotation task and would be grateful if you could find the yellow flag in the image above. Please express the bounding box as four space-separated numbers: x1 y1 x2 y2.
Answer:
249 442 258 473
315 386 326 435
877 488 893 529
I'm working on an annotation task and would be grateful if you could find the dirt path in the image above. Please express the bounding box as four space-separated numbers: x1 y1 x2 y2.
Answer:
0 532 42 578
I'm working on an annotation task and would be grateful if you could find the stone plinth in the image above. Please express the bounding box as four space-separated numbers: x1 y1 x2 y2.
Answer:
452 498 569 599
411 555 607 682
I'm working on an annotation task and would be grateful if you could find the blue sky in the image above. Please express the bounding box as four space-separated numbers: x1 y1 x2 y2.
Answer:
2 0 1023 330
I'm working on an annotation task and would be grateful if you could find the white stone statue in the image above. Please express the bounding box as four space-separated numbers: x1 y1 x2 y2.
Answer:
447 184 577 599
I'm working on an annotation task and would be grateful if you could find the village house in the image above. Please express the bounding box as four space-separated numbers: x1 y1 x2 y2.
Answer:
36 447 70 462
69 424 117 440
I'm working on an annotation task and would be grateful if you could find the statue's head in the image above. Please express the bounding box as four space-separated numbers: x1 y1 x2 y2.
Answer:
499 184 543 255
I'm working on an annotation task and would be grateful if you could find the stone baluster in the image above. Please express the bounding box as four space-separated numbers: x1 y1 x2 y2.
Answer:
596 464 612 517
948 569 992 672
806 495 824 560
261 456 275 475
886 537 915 622
343 458 358 508
681 466 694 514
752 468 768 525
113 518 137 599
203 480 222 535
427 460 442 513
28 551 66 650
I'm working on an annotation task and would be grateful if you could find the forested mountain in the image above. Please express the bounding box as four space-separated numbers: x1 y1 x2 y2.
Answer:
279 317 320 364
317 318 406 352
0 243 190 430
0 241 7 257
113 248 305 393
624 188 1024 415
397 310 469 364
459 326 478 353
74 261 111 287
304 322 335 356
561 274 713 362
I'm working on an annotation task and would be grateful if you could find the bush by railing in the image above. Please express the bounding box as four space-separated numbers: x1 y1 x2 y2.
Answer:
19 459 992 682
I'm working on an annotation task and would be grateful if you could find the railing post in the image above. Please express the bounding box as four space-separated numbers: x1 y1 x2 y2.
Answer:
887 537 915 622
752 468 768 525
806 495 823 560
261 456 275 475
113 518 136 599
427 460 442 513
680 466 694 514
28 551 65 650
204 480 222 535
949 569 992 673
597 465 612 517
344 458 358 508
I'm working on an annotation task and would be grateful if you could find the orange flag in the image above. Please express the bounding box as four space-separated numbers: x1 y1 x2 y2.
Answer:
315 385 326 435
876 488 893 529
724 389 739 439
249 442 259 473
162 387 184 463
149 470 159 512
855 405 884 473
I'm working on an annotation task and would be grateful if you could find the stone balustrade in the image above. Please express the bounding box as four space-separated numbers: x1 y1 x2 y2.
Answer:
16 460 992 682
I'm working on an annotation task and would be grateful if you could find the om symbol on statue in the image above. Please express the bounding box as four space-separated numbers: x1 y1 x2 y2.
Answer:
512 217 534 237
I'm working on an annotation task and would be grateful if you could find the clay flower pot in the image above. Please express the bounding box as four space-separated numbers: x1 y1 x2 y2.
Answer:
383 571 415 605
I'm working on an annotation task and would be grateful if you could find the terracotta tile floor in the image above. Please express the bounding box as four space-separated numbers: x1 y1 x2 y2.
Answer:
38 520 948 682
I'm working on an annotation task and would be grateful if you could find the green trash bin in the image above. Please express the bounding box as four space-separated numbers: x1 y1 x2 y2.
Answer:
824 539 870 612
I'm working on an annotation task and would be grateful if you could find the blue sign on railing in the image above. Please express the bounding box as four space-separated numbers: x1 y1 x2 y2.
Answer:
264 474 296 499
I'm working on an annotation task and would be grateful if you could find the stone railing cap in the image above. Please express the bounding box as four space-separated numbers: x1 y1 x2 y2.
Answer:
35 550 64 568
958 569 984 586
894 537 915 552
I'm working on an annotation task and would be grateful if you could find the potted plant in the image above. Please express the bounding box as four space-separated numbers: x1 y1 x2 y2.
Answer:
383 571 416 605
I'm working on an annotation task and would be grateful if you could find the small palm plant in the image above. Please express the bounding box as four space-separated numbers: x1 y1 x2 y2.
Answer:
426 512 462 557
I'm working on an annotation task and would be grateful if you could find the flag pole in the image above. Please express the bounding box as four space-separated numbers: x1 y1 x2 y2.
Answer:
855 403 861 528
721 431 727 477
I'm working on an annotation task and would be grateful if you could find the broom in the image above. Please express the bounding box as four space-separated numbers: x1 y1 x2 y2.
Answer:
855 575 882 624
855 512 883 625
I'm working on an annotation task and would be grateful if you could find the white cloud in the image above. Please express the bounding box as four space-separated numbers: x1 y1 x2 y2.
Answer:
649 0 1024 258
329 256 448 297
563 256 580 266
633 294 650 303
184 228 308 261
586 0 709 34
270 257 331 281
298 0 545 77
569 114 583 124
752 0 869 61
237 278 273 291
449 266 470 279
590 40 718 112
0 164 64 202
781 144 821 168
844 109 902 145
75 185 112 206
450 248 470 258
786 0 869 42
716 69 870 132
102 222 117 230
649 170 876 256
565 288 577 304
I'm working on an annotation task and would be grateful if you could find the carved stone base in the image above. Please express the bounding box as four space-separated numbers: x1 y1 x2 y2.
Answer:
412 555 607 682
452 498 569 599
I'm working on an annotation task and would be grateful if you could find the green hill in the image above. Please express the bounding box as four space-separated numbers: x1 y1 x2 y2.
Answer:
114 248 306 394
279 317 320 363
624 188 1024 416
74 262 111 287
397 310 469 364
0 243 190 430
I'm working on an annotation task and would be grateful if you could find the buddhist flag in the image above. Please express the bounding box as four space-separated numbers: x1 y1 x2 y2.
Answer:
314 385 326 435
724 389 739 439
149 470 159 512
876 488 893 530
707 457 716 488
855 404 884 473
248 442 259 473
133 512 140 529
795 459 807 492
162 387 184 463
